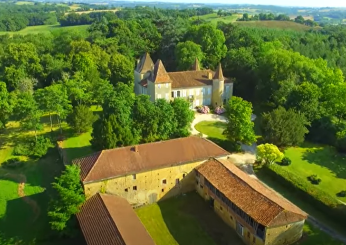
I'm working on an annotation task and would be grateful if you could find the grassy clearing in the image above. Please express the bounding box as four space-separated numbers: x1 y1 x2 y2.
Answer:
235 21 314 31
194 121 227 140
283 143 346 202
0 24 90 36
15 1 34 5
136 192 245 245
190 13 241 25
298 223 344 245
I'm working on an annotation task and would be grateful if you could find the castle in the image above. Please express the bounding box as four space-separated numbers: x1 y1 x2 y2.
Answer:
75 137 307 245
134 53 233 108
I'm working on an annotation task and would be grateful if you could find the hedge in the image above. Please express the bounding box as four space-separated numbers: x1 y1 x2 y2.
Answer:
264 164 346 224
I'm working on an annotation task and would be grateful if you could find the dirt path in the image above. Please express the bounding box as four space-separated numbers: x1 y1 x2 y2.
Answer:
3 173 41 223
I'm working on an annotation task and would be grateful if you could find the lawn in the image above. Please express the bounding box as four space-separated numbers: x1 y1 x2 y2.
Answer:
235 21 317 31
136 192 245 245
0 24 90 36
298 223 344 245
194 121 227 140
190 13 241 25
283 143 346 202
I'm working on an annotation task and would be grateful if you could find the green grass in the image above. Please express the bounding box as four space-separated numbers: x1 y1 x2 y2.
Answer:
194 121 227 140
298 223 344 245
283 143 346 202
0 24 90 36
63 132 93 163
235 21 316 31
15 1 34 5
136 192 245 245
190 13 241 25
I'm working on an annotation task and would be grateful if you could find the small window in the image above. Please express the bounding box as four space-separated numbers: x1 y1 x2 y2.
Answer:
220 206 223 211
171 91 174 98
196 180 199 185
132 174 136 180
183 174 186 178
133 186 137 191
161 188 164 192
247 232 250 238
253 237 256 243
124 188 128 192
158 84 161 88
166 83 169 88
177 91 181 97
162 179 167 184
200 184 203 189
175 178 179 185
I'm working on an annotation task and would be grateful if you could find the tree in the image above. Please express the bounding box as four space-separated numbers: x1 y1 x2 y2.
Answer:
48 164 85 235
261 107 309 147
323 83 346 123
295 15 305 24
285 82 321 122
186 24 227 68
0 82 13 130
154 99 177 140
242 13 249 21
108 53 134 87
171 98 194 137
67 105 98 133
175 41 204 71
224 96 256 150
257 143 284 165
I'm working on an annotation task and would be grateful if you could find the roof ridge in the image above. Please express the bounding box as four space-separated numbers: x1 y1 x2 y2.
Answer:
98 194 126 245
168 70 210 74
83 150 104 182
215 159 284 211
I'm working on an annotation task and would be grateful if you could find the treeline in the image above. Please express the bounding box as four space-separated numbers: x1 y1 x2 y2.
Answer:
0 3 68 31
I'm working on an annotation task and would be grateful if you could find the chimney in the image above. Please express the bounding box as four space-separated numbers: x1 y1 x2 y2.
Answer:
208 72 213 79
134 145 139 153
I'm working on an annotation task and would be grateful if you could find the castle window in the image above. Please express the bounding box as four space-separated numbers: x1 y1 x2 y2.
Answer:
171 91 174 98
182 90 186 97
196 89 200 96
165 93 169 100
133 186 137 191
132 174 136 180
166 83 169 88
162 179 167 184
125 188 128 192
158 84 161 89
177 91 181 97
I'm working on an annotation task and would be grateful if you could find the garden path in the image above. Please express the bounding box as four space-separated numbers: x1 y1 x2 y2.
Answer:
3 173 40 222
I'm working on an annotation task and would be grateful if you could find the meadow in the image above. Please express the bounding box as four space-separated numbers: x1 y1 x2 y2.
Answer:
235 21 314 31
190 13 241 25
0 24 90 36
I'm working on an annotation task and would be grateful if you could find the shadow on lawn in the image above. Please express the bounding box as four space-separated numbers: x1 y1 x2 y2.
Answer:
158 192 245 245
63 145 95 164
301 146 346 180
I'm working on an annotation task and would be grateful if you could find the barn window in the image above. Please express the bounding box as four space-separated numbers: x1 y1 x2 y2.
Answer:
124 188 128 192
133 186 137 191
132 174 136 180
162 179 167 184
162 188 164 192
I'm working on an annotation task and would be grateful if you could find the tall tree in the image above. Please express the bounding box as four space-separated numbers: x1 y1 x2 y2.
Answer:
108 53 134 87
224 96 256 150
48 165 85 235
154 99 177 140
0 82 13 130
261 107 309 147
175 41 204 71
171 98 194 137
67 105 98 134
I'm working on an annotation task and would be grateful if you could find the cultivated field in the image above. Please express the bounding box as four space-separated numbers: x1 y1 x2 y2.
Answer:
66 9 119 15
0 24 90 36
235 21 314 31
190 13 241 25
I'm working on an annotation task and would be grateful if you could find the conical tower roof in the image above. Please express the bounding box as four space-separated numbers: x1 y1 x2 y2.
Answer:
150 59 171 83
191 57 200 71
136 53 154 73
213 63 224 80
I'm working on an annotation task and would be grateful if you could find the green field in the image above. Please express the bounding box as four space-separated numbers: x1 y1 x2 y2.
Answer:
136 192 245 245
0 24 90 36
194 121 227 140
15 1 34 5
235 21 314 31
283 144 346 202
190 13 241 25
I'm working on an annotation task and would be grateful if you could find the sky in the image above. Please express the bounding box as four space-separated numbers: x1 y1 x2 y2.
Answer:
142 0 346 8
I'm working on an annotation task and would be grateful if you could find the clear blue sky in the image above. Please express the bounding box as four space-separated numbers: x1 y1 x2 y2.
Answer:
150 0 346 7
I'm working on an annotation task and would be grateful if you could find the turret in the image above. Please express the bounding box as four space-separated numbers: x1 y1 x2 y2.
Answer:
191 57 201 71
134 53 154 94
211 63 225 107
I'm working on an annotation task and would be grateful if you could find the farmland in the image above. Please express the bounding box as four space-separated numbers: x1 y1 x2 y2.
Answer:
0 24 90 36
190 13 242 25
235 21 315 31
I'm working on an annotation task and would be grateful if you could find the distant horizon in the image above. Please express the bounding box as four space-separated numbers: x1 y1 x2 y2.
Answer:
112 0 346 8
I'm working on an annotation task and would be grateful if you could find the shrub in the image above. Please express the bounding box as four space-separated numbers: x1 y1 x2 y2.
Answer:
279 157 292 166
13 136 53 158
307 174 322 185
337 190 346 197
214 106 226 115
2 158 24 169
197 105 210 114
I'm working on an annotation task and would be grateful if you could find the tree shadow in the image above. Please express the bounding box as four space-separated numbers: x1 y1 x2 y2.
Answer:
157 192 245 245
62 145 95 164
301 145 346 180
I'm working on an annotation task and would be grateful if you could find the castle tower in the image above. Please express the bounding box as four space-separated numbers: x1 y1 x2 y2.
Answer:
134 53 154 94
147 59 172 102
191 57 201 71
211 63 225 107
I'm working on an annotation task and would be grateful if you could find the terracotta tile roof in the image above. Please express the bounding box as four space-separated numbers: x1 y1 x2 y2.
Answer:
136 53 154 73
77 193 155 245
168 70 232 89
213 63 224 80
74 136 230 183
196 159 307 227
191 58 201 71
149 59 172 84
139 78 148 87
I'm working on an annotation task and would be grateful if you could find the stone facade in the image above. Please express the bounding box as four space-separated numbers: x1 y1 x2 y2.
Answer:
134 54 233 108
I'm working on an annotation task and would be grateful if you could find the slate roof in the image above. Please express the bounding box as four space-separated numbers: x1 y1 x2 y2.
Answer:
195 159 307 227
136 53 154 73
74 136 230 183
77 193 155 245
